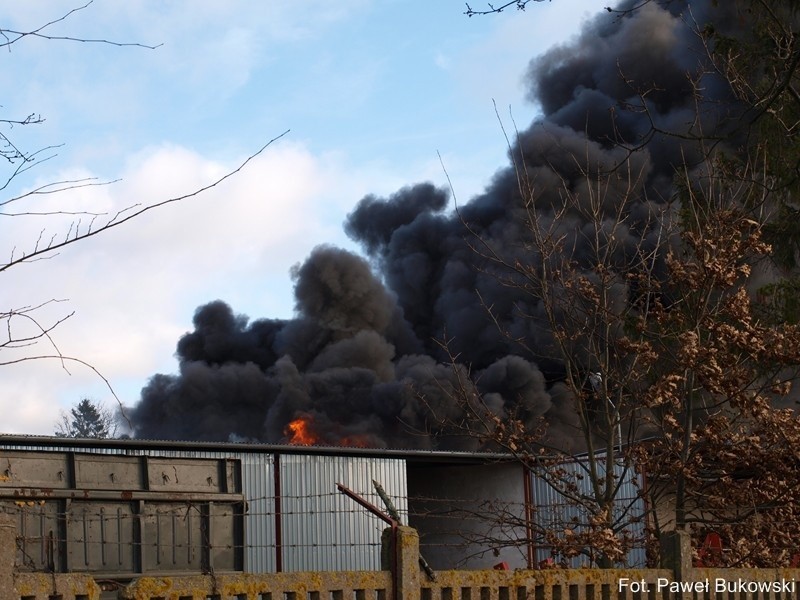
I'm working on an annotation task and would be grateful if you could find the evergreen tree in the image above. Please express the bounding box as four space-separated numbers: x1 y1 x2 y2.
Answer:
55 398 115 439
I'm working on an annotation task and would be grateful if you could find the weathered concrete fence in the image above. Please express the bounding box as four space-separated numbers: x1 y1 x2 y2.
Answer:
4 515 800 600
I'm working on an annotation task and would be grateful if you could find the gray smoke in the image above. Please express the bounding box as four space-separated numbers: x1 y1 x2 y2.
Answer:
130 1 742 448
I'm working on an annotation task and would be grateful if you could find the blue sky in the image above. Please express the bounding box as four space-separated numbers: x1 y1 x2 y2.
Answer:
1 0 593 434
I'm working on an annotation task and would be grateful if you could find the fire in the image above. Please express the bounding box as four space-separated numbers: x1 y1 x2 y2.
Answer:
285 413 377 448
285 415 319 445
339 434 373 448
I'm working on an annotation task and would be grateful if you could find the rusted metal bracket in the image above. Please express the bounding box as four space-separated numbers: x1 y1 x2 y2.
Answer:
336 483 397 526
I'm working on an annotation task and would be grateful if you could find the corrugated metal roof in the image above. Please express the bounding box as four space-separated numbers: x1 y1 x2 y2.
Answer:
0 433 513 462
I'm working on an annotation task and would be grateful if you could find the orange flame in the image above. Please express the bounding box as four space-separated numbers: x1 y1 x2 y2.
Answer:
285 414 376 447
285 415 319 445
339 434 373 448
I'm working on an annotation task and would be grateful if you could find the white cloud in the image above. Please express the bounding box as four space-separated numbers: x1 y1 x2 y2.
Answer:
0 136 411 434
0 366 67 434
454 0 592 111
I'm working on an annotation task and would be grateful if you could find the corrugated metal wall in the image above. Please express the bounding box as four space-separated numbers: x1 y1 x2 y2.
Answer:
279 453 407 571
0 442 406 573
530 457 646 567
239 453 277 573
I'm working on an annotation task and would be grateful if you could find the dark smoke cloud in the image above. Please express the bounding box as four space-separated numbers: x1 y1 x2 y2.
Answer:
130 1 742 448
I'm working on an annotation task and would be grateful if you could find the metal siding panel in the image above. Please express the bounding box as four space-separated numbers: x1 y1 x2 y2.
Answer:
279 453 407 572
612 460 647 567
530 457 646 567
239 453 277 573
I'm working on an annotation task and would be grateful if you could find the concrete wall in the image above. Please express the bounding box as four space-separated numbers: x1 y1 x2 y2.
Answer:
8 525 800 600
407 462 529 570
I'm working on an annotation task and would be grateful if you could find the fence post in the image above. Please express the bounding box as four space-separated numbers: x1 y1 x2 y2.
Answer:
0 513 17 598
660 530 692 579
382 526 421 600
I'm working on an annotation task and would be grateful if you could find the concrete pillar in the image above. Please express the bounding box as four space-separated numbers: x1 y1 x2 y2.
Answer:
660 530 693 578
0 514 17 599
381 526 421 600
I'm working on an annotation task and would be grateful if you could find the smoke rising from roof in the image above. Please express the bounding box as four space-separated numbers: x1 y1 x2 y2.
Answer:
129 0 740 448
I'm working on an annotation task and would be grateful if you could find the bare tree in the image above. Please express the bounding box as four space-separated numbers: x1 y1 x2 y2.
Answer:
433 130 800 567
436 0 800 567
438 145 666 566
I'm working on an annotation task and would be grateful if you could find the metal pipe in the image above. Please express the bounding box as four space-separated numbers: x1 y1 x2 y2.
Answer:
335 483 394 526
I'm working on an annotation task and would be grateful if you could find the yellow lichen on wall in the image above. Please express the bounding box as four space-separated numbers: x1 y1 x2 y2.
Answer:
15 572 101 600
119 571 392 600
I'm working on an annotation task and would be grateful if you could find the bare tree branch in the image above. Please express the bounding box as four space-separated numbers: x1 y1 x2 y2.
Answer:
0 1 161 52
0 130 290 274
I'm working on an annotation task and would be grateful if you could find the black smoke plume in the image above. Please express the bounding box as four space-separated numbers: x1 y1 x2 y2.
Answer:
129 1 742 448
